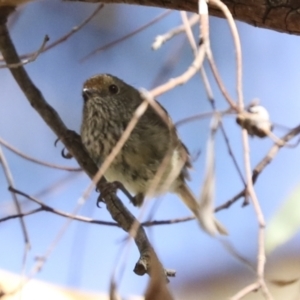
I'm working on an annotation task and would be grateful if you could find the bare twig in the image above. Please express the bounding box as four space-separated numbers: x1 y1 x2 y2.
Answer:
0 207 43 222
0 146 30 248
175 111 223 127
199 0 237 110
215 124 300 212
41 4 104 54
210 0 243 109
180 11 245 187
230 282 260 300
7 186 118 226
0 4 104 62
150 44 205 97
0 137 82 171
252 125 300 181
152 14 199 50
215 193 241 212
0 35 48 68
0 145 30 290
150 35 186 88
143 216 194 226
220 240 255 273
180 11 198 55
82 9 172 61
206 50 238 110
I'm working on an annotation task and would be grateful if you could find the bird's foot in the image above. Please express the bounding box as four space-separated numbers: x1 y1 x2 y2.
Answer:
130 193 144 207
96 181 131 207
96 181 144 207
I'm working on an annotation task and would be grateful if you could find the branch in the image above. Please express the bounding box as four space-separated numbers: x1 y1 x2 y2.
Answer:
0 137 82 171
64 0 300 35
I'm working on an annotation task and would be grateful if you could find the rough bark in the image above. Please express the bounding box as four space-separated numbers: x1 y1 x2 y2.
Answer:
65 0 300 35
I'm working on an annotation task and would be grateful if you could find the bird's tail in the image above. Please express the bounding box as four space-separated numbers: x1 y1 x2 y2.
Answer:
176 184 227 236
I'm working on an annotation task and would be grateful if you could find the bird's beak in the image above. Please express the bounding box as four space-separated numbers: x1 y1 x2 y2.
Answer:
82 87 94 102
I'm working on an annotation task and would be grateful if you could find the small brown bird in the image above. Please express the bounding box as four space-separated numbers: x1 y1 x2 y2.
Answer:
80 74 226 235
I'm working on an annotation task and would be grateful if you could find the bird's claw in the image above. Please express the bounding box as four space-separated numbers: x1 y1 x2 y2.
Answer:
96 181 125 207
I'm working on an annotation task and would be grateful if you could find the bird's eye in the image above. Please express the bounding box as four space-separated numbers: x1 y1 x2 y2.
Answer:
109 84 119 94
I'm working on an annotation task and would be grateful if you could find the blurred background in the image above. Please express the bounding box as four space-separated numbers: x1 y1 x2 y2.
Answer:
0 0 300 299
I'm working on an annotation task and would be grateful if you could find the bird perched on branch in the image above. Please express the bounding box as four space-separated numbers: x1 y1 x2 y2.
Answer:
80 74 226 235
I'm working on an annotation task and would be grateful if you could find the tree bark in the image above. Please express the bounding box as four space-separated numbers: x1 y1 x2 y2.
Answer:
65 0 300 35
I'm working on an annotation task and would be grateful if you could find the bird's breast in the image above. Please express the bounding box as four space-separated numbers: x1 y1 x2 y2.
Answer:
81 108 124 165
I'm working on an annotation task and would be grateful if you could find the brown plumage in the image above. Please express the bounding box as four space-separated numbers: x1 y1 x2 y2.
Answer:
80 74 226 235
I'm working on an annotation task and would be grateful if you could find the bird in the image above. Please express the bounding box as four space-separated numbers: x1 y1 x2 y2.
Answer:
80 74 226 235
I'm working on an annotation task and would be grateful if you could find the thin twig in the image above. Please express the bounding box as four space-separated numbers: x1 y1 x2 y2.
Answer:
180 11 246 187
0 4 104 62
82 9 172 61
0 137 82 171
41 4 104 53
150 44 205 97
239 134 269 299
215 124 300 211
150 35 186 88
152 14 199 50
175 110 229 127
180 11 198 55
209 0 243 110
0 207 43 222
7 187 118 226
0 145 31 291
230 282 260 300
199 0 237 110
0 35 49 68
0 146 30 247
206 49 238 110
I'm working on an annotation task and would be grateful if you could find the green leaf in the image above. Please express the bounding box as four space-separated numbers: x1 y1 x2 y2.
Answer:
266 185 300 254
